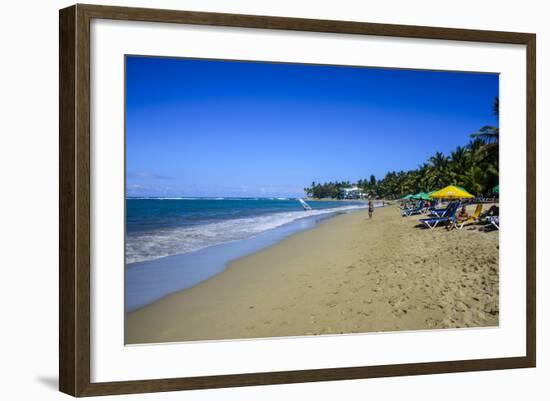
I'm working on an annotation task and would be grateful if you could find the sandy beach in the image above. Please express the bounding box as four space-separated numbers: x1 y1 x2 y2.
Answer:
126 204 499 344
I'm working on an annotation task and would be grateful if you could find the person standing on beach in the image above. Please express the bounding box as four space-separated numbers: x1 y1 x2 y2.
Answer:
368 200 374 219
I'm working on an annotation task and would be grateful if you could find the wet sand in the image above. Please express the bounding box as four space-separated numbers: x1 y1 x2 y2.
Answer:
126 204 499 344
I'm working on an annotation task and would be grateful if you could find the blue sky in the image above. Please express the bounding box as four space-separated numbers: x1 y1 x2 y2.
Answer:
126 56 498 197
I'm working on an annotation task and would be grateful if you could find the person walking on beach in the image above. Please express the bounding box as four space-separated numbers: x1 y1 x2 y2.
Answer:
368 200 374 219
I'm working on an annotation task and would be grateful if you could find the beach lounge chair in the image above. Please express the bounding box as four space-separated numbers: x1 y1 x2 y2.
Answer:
402 200 421 211
428 204 451 217
456 204 483 229
489 215 500 230
402 201 424 217
418 202 459 229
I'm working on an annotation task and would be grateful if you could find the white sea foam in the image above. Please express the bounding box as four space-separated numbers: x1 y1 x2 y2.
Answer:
126 204 367 264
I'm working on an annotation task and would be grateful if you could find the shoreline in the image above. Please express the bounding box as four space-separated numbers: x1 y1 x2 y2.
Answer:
125 203 374 311
126 204 499 344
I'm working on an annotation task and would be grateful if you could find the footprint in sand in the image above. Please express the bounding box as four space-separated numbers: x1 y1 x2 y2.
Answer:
425 318 437 328
392 309 408 318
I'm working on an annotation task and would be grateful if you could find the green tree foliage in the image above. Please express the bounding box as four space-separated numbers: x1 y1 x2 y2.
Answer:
304 181 352 199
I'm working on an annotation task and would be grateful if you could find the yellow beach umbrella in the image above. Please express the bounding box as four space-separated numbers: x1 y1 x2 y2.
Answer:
430 185 474 199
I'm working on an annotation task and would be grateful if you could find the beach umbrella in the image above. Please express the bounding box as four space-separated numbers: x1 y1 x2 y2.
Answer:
401 194 413 199
493 184 499 194
414 192 433 200
430 185 474 199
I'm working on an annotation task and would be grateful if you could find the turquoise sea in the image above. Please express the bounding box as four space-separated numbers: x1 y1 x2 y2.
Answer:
126 197 366 264
125 197 369 311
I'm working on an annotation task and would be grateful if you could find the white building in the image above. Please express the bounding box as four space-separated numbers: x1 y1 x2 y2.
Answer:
339 186 367 199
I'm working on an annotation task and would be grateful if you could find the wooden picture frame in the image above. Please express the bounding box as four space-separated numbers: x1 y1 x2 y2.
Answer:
59 3 536 397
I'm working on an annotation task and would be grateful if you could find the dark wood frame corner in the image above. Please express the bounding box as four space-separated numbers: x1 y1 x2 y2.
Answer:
59 3 536 397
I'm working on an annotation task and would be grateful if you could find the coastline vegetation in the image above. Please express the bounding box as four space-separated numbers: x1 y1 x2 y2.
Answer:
304 97 499 200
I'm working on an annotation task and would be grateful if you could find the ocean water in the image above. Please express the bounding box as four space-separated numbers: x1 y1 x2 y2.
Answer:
125 198 378 311
126 198 366 264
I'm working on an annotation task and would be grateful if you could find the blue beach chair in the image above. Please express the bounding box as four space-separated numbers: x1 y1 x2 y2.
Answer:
428 207 448 217
402 201 425 217
419 202 460 229
427 202 451 217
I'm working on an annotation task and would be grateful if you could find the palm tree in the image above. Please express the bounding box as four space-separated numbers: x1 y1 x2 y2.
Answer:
430 152 448 169
470 96 499 145
461 166 488 196
470 125 499 144
469 97 500 174
449 146 471 184
413 163 432 192
429 152 451 188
